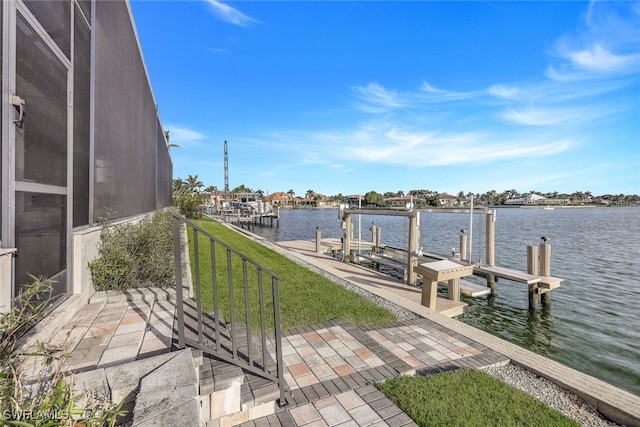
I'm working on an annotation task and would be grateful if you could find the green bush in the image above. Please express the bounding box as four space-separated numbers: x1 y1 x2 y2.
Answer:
88 211 174 291
176 194 203 219
1 276 125 426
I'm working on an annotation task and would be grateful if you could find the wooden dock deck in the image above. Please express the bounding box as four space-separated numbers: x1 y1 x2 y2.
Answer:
276 239 467 317
474 265 563 290
284 234 563 315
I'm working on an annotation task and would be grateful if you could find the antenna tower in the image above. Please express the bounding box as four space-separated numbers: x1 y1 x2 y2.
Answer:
224 140 229 198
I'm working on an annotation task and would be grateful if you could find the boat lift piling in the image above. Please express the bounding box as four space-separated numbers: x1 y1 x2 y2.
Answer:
336 206 562 314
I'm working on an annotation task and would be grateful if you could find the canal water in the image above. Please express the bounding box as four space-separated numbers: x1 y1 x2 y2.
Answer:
249 207 640 396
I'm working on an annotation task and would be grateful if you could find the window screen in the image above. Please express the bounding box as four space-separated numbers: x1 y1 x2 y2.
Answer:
15 192 67 288
93 1 159 222
23 0 71 59
16 13 67 187
73 6 91 227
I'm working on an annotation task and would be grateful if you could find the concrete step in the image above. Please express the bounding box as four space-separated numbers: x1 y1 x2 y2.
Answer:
72 349 200 427
177 297 284 426
196 347 282 426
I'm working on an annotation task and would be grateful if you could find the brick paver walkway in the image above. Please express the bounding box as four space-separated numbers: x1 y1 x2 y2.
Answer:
247 318 508 426
45 299 175 373
41 297 509 426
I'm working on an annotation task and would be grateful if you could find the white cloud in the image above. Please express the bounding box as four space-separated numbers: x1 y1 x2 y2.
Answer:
487 84 521 100
548 2 640 80
203 0 257 26
499 107 587 126
420 81 479 101
166 124 206 145
569 44 640 73
352 83 405 113
338 122 574 167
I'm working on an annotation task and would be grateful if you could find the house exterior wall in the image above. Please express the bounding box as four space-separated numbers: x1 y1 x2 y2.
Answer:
0 0 171 313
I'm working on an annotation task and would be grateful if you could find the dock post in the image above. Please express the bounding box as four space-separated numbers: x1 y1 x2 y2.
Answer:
407 214 418 286
460 232 467 263
527 245 539 308
343 214 351 262
486 211 495 266
540 243 552 305
315 227 321 254
371 222 377 246
485 210 496 294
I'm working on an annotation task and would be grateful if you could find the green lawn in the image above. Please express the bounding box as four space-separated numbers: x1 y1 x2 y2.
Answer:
187 217 396 332
377 370 579 427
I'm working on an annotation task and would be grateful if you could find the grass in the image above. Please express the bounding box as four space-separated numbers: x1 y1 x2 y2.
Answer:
377 370 580 427
187 216 396 332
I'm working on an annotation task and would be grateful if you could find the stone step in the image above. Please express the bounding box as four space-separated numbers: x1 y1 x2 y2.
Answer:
72 349 200 427
177 297 283 426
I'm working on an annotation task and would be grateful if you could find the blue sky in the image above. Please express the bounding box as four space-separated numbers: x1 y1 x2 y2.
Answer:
130 0 640 197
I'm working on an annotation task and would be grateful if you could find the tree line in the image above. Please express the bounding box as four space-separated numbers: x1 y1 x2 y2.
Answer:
173 175 639 211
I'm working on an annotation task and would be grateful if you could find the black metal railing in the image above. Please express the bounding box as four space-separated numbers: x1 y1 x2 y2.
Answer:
170 211 287 405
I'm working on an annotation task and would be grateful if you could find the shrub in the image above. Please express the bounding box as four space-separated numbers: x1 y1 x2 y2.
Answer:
176 194 203 219
88 210 174 291
1 276 125 426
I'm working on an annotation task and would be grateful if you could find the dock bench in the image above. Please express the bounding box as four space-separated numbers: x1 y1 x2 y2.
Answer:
415 260 474 311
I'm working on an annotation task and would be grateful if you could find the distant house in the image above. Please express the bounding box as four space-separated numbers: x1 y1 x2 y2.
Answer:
437 193 458 207
384 196 426 208
585 198 610 206
267 192 290 206
207 190 227 212
504 194 548 205
347 195 364 207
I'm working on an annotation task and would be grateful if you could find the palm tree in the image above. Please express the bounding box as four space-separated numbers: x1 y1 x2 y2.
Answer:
184 175 203 194
165 130 180 149
173 178 185 196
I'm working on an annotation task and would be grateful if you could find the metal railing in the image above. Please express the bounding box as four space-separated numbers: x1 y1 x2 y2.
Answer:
170 211 288 406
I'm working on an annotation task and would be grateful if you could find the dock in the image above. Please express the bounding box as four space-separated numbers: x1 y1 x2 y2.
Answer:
221 209 280 229
335 207 563 311
277 238 467 317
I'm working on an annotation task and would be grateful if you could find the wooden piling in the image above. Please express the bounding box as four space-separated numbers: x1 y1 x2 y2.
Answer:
460 233 467 262
407 214 419 286
371 223 377 246
485 210 496 293
343 214 351 262
315 227 321 254
486 211 495 266
527 245 539 308
540 243 552 305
